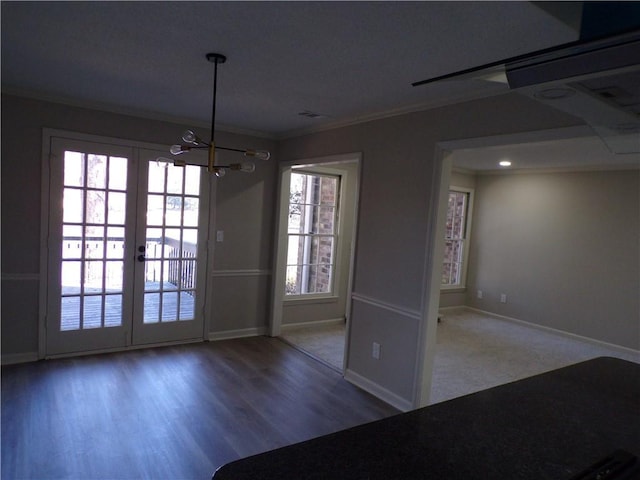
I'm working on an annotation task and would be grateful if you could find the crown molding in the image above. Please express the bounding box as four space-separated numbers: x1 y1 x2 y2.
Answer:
1 86 277 140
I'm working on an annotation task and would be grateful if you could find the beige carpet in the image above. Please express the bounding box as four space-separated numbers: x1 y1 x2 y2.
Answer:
278 311 639 404
279 322 345 372
430 309 639 404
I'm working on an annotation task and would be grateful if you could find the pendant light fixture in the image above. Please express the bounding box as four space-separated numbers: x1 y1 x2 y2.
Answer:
168 53 270 177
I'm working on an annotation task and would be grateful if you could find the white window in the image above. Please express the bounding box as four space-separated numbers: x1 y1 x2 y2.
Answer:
286 172 339 296
442 187 473 288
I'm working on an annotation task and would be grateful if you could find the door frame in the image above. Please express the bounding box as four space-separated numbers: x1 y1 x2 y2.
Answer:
413 125 599 407
39 128 216 359
269 152 361 372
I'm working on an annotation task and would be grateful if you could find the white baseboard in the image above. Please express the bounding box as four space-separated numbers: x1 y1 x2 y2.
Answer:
208 327 268 341
344 368 413 412
465 306 640 358
281 317 345 330
1 352 39 365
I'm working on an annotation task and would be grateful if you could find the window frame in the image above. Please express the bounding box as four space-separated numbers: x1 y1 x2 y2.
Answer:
284 171 341 299
441 186 474 291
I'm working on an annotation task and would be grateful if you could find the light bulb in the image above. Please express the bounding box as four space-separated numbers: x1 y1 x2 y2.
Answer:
215 168 226 178
182 130 199 144
156 157 173 168
245 149 271 161
232 162 256 173
170 144 188 155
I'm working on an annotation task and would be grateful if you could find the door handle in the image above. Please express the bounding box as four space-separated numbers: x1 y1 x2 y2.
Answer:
137 254 146 262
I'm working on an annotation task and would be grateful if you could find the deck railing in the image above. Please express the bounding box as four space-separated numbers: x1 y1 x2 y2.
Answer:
62 235 197 292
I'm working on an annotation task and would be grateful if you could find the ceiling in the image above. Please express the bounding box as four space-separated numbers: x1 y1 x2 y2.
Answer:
2 1 582 137
1 2 638 171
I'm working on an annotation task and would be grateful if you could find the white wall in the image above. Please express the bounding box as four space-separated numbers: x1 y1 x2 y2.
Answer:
466 169 640 350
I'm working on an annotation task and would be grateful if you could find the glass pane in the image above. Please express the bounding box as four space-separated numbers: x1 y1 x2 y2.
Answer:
442 263 453 285
287 235 306 268
64 151 84 187
109 157 128 191
182 229 198 255
146 195 164 226
290 173 305 204
107 192 126 225
164 229 181 258
319 176 338 205
163 260 179 290
144 264 162 290
60 296 80 331
309 236 334 265
288 208 302 234
148 161 166 193
165 196 182 226
104 295 122 327
310 206 335 234
452 217 463 238
86 154 107 189
62 225 82 259
105 261 123 292
162 292 178 322
84 226 104 259
181 260 197 290
166 166 184 194
285 265 301 295
63 188 83 223
61 261 81 295
83 296 103 329
179 291 195 321
106 227 125 259
183 197 199 227
86 190 106 224
144 292 160 323
84 261 103 293
307 264 332 293
184 166 200 196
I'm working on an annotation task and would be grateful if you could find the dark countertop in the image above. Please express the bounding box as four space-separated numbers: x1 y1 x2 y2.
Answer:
213 357 640 480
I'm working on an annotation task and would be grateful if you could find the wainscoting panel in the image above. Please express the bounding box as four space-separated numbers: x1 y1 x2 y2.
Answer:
347 294 422 405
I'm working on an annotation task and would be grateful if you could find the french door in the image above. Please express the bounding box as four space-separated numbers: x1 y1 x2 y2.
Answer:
45 136 209 356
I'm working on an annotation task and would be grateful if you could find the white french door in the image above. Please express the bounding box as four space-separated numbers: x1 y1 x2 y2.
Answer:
45 136 209 356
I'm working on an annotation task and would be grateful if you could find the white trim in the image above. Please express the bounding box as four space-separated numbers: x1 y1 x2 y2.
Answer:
281 317 345 330
350 293 421 321
44 338 204 360
208 327 268 341
283 295 339 306
211 269 271 277
466 307 640 358
1 352 39 365
415 145 453 408
1 273 39 281
344 369 412 412
270 153 362 338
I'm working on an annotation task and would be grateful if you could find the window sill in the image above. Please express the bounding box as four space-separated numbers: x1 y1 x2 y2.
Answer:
440 287 466 294
283 295 339 306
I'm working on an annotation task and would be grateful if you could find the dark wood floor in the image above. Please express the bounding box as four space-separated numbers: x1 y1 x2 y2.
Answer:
1 336 398 480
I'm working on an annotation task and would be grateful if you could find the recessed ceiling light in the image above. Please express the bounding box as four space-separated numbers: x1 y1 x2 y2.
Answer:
499 160 512 167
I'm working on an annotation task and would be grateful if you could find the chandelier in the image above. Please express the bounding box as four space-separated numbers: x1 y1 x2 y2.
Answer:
168 53 270 177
